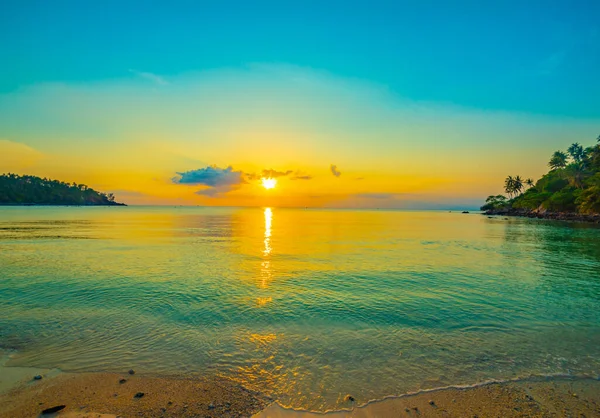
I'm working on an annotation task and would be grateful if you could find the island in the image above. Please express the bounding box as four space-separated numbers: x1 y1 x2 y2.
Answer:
0 174 126 206
481 135 600 223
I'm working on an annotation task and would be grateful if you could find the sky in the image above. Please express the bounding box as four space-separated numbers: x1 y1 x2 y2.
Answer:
1 0 599 208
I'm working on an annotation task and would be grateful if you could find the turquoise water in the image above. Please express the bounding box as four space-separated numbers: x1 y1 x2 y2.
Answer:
1 206 600 410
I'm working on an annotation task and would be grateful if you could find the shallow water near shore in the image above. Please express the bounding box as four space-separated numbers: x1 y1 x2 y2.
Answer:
1 206 600 411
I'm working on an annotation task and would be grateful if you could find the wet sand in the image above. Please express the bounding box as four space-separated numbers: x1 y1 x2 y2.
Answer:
1 348 599 418
257 377 600 417
2 370 600 418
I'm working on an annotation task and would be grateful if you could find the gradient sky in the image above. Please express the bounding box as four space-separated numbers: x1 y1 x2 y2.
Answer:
1 0 599 208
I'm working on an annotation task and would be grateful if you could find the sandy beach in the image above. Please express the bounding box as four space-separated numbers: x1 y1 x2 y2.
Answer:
1 357 599 418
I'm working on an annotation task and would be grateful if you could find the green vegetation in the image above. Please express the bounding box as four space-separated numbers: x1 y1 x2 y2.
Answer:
481 135 600 214
0 174 125 206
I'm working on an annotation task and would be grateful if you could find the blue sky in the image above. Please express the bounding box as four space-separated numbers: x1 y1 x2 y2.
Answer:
1 0 599 207
2 0 599 117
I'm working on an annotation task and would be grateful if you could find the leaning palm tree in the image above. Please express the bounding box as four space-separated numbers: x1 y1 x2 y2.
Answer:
548 151 568 170
504 176 515 199
513 175 524 196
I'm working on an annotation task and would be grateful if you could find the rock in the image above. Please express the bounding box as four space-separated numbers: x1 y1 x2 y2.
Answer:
167 401 173 405
133 392 144 398
128 369 135 375
41 405 66 414
344 394 355 402
33 375 43 380
119 378 127 384
161 407 167 412
208 403 215 409
429 400 435 405
405 408 410 412
462 211 470 214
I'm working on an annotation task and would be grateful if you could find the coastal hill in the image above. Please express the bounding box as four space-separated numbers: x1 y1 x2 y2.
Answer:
0 173 125 206
482 135 600 221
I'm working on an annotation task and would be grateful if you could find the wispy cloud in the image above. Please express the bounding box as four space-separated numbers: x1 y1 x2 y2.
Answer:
354 192 405 199
290 171 312 180
330 164 341 177
259 169 293 178
128 69 169 85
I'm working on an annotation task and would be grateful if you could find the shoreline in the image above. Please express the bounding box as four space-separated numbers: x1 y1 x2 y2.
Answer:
2 356 599 418
483 208 600 223
0 203 127 207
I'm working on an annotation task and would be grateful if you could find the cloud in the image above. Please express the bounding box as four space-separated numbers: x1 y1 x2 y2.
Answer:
247 168 311 180
290 171 313 180
354 192 402 199
174 165 245 197
128 69 169 85
260 169 293 178
330 164 341 177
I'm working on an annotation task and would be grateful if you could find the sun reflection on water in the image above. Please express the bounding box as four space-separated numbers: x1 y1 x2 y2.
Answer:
260 207 273 289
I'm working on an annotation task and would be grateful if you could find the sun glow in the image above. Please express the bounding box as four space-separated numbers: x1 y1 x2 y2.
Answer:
261 177 277 189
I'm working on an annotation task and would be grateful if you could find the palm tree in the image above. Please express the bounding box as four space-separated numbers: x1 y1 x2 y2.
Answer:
548 151 568 170
565 162 587 189
513 175 524 196
597 134 600 143
567 143 584 163
504 176 515 198
525 178 534 188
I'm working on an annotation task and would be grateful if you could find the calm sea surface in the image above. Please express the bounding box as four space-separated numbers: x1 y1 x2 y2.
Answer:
1 207 599 410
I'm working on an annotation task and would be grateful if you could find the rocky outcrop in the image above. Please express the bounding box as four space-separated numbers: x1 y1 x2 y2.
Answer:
483 208 600 223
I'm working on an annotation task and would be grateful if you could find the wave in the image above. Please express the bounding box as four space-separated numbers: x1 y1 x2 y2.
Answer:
255 372 600 416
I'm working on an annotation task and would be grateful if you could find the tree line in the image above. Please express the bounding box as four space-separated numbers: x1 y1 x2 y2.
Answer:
0 173 125 205
482 135 600 214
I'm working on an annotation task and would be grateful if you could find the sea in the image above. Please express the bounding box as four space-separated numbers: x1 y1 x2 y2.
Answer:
1 206 599 411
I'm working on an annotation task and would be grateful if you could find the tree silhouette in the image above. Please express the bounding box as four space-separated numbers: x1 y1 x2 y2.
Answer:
548 151 568 170
567 143 584 163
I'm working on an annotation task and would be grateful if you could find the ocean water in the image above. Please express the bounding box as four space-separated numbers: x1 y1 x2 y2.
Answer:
1 206 599 410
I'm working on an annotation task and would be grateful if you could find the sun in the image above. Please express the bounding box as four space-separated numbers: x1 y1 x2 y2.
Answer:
261 177 277 190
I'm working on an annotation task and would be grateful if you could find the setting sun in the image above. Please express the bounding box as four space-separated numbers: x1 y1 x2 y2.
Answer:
261 177 277 190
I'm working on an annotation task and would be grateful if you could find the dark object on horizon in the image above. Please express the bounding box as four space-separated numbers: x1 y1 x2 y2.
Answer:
33 375 42 380
128 369 135 375
462 211 469 214
41 405 66 415
134 392 144 398
0 173 126 206
119 378 127 384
